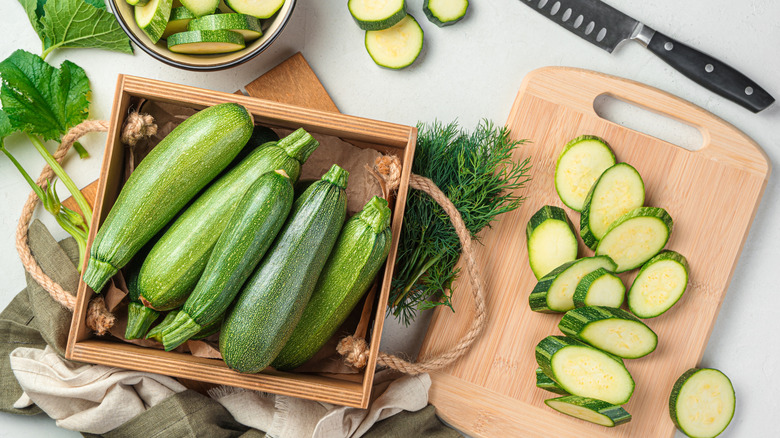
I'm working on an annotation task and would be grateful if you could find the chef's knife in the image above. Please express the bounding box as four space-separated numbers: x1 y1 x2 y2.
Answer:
519 0 775 113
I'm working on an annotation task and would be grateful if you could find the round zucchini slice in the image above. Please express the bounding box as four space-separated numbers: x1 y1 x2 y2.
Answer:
365 15 424 69
580 163 645 249
670 368 735 438
225 0 285 19
554 135 616 212
188 13 263 41
423 0 469 27
595 207 673 273
526 205 578 280
628 250 689 318
559 306 658 359
529 256 617 313
572 267 625 308
167 30 246 54
349 0 406 31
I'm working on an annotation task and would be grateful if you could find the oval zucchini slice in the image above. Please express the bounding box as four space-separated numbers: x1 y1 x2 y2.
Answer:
181 0 220 17
167 30 246 54
162 7 197 39
135 0 174 44
559 306 658 359
349 0 406 30
628 250 689 318
595 207 673 273
536 367 569 395
670 368 735 438
365 15 424 69
225 0 285 19
573 267 625 308
188 13 263 41
545 395 631 427
529 256 617 313
581 163 645 249
423 0 469 27
554 135 616 212
526 205 578 280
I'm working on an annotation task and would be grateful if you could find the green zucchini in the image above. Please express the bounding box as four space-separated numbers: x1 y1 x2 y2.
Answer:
145 310 181 343
137 128 318 311
180 0 219 17
535 335 634 405
559 306 658 359
529 256 617 313
162 7 197 39
595 207 673 273
423 0 469 27
187 13 263 41
348 0 406 31
670 368 735 438
167 30 246 54
160 170 294 351
580 163 645 249
526 205 578 280
127 0 151 6
365 15 424 69
572 268 625 308
628 250 689 318
272 196 392 370
225 0 285 18
135 0 174 43
554 135 616 212
124 245 160 340
221 164 349 373
545 396 631 427
536 367 568 395
83 103 253 293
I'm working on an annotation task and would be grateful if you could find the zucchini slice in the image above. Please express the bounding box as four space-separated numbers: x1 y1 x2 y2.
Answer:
559 306 658 359
526 205 578 280
595 207 673 273
180 0 219 17
554 135 616 212
225 0 285 19
536 367 569 395
572 268 625 308
545 396 631 427
127 0 151 6
365 15 424 69
529 256 617 313
348 0 406 31
188 13 263 41
628 250 689 318
581 163 645 249
162 7 196 39
535 336 635 405
135 0 174 44
167 30 246 54
670 368 735 438
423 0 469 27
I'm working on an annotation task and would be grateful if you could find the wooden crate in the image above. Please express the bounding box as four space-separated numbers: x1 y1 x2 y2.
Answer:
65 75 417 408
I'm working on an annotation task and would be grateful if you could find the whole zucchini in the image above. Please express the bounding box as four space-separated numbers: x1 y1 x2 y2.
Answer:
124 244 160 340
137 129 319 311
272 196 392 370
160 170 295 351
220 164 349 373
82 103 253 292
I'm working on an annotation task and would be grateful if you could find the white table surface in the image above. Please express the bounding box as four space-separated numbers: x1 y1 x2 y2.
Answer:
1 1 778 437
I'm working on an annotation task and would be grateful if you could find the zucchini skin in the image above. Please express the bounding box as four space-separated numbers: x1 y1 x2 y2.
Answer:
536 367 569 395
272 196 392 370
423 0 469 27
221 164 349 373
124 243 160 340
83 103 253 292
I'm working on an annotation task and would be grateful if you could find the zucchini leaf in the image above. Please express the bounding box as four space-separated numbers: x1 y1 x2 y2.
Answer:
0 110 13 145
0 50 90 141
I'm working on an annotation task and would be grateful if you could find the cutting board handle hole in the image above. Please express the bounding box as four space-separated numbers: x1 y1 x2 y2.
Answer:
593 94 704 152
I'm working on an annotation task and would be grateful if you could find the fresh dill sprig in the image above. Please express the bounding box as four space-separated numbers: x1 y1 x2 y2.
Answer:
389 120 531 325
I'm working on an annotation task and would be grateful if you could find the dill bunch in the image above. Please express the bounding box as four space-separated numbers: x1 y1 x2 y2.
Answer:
389 120 531 325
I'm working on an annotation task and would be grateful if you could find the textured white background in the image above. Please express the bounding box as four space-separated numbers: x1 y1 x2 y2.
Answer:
1 0 779 436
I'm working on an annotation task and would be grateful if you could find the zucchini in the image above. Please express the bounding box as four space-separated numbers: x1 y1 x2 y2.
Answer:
559 306 658 359
526 205 578 280
272 196 392 370
670 368 735 438
225 0 285 19
83 103 253 293
162 7 197 39
145 310 181 343
187 13 263 41
124 245 160 340
580 163 645 249
535 335 635 405
529 256 617 313
536 367 568 395
348 0 406 31
572 268 625 308
545 396 631 427
554 135 616 212
167 30 246 54
221 164 349 373
180 0 219 17
127 0 151 6
628 250 689 318
160 170 294 351
135 0 174 43
137 128 318 311
595 207 673 273
365 15 424 69
423 0 469 27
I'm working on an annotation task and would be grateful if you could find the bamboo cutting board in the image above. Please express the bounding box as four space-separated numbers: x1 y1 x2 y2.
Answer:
419 67 770 438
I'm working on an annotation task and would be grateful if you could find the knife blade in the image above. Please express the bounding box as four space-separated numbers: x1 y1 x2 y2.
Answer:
519 0 775 113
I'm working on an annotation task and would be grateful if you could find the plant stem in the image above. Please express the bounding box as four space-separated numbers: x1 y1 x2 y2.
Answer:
55 212 87 272
393 253 444 308
73 141 89 159
1 147 46 201
27 134 92 227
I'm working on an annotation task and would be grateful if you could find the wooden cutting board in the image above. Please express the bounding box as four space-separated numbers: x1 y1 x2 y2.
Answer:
419 67 770 438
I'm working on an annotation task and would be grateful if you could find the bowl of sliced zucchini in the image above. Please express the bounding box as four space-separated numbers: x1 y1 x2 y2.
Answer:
109 0 295 71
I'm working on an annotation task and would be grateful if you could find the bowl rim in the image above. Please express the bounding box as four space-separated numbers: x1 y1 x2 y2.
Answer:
108 0 297 72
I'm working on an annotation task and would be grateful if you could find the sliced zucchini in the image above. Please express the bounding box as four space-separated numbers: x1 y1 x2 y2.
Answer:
595 207 673 273
529 256 617 313
526 205 578 280
167 30 246 54
365 15 423 69
181 0 219 17
670 368 735 438
135 0 174 44
127 0 151 6
348 0 406 31
554 135 616 212
188 13 263 40
545 396 631 427
225 0 285 19
162 7 197 39
536 367 569 395
559 306 658 359
580 163 645 249
572 268 625 308
628 250 689 318
535 336 634 405
423 0 468 27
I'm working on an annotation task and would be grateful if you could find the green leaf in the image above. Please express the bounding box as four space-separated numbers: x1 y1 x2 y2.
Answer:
0 50 90 141
83 0 107 10
17 0 44 37
40 0 132 56
0 110 14 145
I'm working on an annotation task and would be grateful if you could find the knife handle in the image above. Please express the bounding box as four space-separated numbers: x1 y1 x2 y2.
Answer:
646 31 774 113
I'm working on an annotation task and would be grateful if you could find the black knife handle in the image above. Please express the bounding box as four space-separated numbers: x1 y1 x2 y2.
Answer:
646 31 774 113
